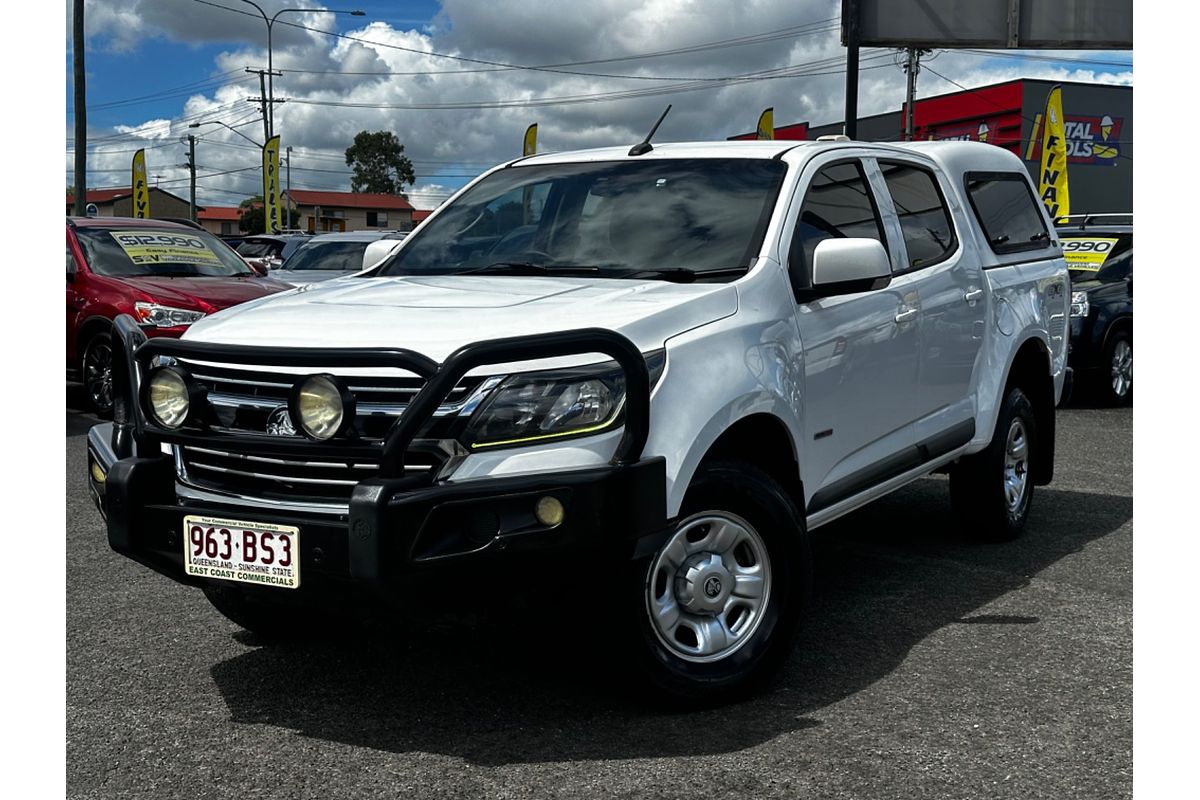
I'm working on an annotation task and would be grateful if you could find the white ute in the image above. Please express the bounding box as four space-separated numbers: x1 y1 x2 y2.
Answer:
90 139 1071 704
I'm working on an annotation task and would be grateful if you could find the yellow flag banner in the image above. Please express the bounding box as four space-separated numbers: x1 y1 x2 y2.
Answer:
262 135 282 233
756 108 774 140
523 123 538 156
1038 86 1070 220
131 149 150 218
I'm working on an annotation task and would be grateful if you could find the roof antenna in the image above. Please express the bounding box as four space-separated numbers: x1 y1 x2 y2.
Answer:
628 104 672 156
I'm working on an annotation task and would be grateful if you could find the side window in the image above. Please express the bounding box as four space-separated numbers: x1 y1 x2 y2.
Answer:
789 160 885 290
879 161 957 270
964 172 1051 254
1095 248 1132 282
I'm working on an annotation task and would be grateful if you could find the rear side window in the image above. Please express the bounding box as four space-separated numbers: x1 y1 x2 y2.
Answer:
964 172 1051 254
879 161 957 270
790 160 885 289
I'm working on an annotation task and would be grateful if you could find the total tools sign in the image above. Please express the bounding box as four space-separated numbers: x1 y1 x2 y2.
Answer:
1025 112 1124 165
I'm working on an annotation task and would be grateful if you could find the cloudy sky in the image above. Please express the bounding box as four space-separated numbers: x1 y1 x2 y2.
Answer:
65 0 1132 210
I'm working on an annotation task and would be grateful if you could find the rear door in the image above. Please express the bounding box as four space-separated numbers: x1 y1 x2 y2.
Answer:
783 155 922 509
872 157 984 445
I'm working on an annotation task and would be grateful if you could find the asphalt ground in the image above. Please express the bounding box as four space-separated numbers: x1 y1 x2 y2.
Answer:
66 388 1132 800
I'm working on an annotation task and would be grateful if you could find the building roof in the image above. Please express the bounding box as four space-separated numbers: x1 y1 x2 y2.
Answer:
411 209 433 223
284 189 413 211
66 185 198 208
198 206 241 221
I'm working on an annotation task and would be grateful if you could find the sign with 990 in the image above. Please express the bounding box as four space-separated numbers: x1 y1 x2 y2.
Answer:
183 515 300 589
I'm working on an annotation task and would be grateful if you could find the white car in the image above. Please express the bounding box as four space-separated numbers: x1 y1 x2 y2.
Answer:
89 139 1070 704
271 230 406 287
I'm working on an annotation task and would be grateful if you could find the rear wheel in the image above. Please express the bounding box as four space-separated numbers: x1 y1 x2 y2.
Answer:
627 460 810 705
81 331 114 417
950 386 1036 541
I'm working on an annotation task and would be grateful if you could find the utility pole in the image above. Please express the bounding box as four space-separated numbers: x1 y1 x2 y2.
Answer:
73 0 87 216
903 48 919 141
186 135 197 222
246 68 275 144
842 0 860 139
285 145 292 229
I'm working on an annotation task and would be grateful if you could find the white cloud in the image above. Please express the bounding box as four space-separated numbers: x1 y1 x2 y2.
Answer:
71 0 1132 209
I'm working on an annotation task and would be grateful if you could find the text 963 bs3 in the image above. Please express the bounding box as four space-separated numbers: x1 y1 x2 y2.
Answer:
183 515 300 589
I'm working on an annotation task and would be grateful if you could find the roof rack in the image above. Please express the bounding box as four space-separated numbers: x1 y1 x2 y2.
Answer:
1054 213 1133 229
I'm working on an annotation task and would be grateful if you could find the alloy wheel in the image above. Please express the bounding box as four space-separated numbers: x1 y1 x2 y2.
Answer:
1110 339 1132 398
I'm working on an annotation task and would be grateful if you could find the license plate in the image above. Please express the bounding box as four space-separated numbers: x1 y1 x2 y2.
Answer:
183 515 300 589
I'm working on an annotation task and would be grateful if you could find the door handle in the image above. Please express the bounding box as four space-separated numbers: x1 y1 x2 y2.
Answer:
964 288 985 304
894 307 918 324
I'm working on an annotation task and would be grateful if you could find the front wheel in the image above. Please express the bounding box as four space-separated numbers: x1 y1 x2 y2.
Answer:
81 331 114 417
626 460 810 705
949 386 1037 541
1103 330 1132 406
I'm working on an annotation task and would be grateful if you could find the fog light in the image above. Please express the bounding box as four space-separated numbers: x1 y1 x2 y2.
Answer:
290 374 355 440
90 460 106 485
535 496 565 527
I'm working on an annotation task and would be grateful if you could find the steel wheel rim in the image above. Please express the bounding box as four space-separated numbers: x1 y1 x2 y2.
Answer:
645 512 772 663
85 340 113 410
1111 339 1132 397
1003 417 1029 515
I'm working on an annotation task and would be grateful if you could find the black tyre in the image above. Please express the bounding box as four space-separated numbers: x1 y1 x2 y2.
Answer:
1102 330 1132 406
202 584 348 641
949 386 1036 541
81 331 114 418
626 460 810 706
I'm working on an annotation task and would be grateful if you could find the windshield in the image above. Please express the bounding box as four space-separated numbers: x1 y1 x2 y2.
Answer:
280 241 370 272
237 239 282 258
75 227 255 277
376 158 787 280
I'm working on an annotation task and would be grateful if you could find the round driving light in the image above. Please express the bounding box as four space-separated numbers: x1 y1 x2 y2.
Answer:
146 366 192 429
290 374 354 440
535 496 565 527
89 459 106 485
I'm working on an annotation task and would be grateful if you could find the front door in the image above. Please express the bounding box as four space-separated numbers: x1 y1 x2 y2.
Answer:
785 157 921 507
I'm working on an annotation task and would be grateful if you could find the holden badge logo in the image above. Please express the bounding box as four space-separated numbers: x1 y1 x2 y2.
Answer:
266 407 296 436
703 576 722 598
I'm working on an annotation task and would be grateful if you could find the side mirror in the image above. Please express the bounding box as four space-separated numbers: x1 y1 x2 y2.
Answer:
362 239 404 271
808 238 891 297
67 251 77 282
248 260 269 277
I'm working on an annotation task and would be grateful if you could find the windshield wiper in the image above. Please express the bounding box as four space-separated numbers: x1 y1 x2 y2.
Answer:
459 262 602 277
618 267 747 284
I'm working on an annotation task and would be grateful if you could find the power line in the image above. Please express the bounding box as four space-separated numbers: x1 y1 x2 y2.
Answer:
279 56 894 112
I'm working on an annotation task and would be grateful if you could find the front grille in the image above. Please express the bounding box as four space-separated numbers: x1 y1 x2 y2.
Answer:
170 361 488 503
177 445 443 503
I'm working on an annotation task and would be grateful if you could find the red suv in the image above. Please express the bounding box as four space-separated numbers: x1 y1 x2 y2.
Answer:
67 217 293 414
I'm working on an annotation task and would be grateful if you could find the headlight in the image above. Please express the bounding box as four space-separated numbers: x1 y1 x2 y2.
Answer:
289 374 355 440
145 366 201 429
464 365 627 449
134 302 206 328
1070 290 1090 318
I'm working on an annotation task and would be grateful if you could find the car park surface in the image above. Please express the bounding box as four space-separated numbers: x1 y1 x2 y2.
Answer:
65 394 1131 799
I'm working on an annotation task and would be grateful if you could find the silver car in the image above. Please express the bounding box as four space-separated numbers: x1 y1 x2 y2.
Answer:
272 231 407 287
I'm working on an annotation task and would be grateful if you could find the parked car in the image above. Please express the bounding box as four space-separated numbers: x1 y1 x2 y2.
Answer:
235 233 311 272
88 140 1069 704
1056 214 1132 405
67 216 293 414
272 231 407 287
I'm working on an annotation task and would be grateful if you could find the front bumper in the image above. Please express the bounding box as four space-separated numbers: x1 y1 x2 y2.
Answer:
88 317 668 597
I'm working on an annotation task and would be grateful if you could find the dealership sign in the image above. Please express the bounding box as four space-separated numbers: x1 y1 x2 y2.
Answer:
1026 113 1123 165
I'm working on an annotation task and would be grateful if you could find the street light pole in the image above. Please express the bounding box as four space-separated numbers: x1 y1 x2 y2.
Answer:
239 2 364 140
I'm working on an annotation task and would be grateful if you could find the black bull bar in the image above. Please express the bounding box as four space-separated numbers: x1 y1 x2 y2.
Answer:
104 314 660 585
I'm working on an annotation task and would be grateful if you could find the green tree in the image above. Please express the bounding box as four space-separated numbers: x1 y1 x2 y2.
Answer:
239 196 298 234
344 130 415 194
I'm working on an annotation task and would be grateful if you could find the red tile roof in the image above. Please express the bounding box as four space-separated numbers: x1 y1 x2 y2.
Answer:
198 206 242 221
411 209 433 223
285 189 413 210
66 187 131 205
